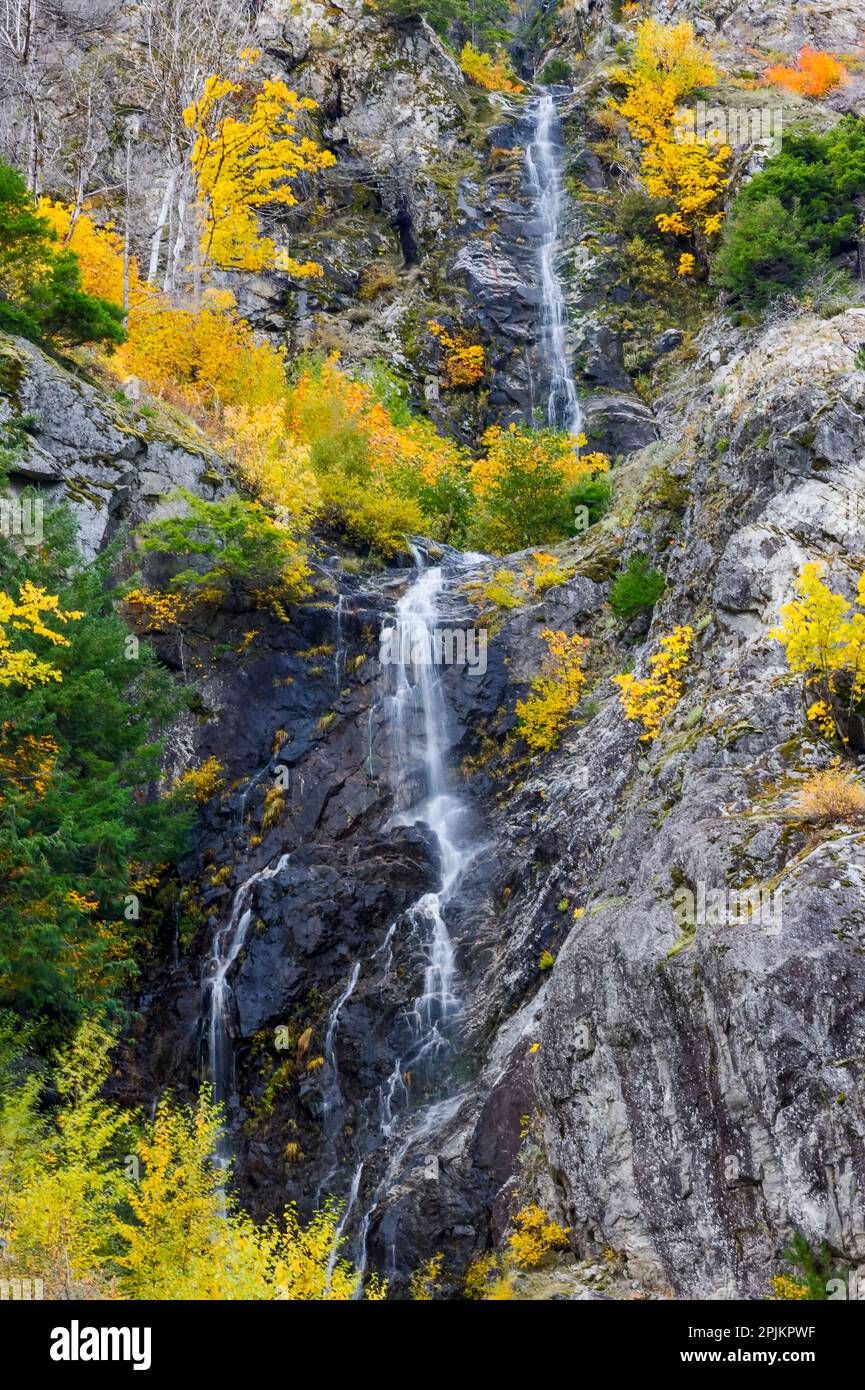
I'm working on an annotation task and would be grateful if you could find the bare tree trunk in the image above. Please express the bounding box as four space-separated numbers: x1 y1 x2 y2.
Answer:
166 177 187 295
25 94 39 191
123 131 133 319
148 165 176 284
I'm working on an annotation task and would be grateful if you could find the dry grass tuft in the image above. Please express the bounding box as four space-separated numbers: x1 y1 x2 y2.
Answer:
791 763 865 825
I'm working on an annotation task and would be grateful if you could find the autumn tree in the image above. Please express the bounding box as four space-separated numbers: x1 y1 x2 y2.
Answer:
183 61 333 299
609 19 730 255
770 561 865 745
137 0 254 291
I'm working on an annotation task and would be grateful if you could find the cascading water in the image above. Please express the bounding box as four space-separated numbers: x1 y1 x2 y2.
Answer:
380 554 473 1065
525 88 583 437
203 853 290 1167
318 549 478 1271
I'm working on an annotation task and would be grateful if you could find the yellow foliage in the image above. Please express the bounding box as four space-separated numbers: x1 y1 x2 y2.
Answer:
173 756 225 804
0 1021 133 1298
516 627 589 753
118 296 287 415
183 63 334 278
261 784 285 830
0 582 83 688
791 761 865 825
612 624 694 741
410 1252 444 1300
766 46 848 99
222 402 320 524
473 424 606 499
463 1252 501 1299
769 1273 809 1300
769 561 865 743
0 725 59 801
112 1092 383 1300
289 353 468 489
42 204 315 539
123 586 191 632
460 43 524 94
610 19 729 242
40 200 131 304
427 320 485 388
507 1205 570 1269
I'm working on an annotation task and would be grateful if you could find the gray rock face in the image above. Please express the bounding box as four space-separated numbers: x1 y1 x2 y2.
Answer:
0 338 230 557
112 306 865 1299
650 0 865 50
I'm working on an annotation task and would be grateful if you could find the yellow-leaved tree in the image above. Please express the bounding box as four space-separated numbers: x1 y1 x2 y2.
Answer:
610 20 730 254
613 624 694 740
517 627 589 753
0 582 83 688
182 52 335 297
0 1023 385 1301
115 1093 384 1300
770 561 865 744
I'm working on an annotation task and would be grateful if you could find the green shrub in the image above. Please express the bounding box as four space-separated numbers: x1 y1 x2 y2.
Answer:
711 196 813 311
0 161 124 348
609 553 665 620
539 57 572 85
570 473 613 528
137 490 310 603
712 117 865 312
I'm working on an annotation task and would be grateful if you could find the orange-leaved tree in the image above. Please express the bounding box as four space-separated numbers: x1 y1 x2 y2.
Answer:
765 47 848 99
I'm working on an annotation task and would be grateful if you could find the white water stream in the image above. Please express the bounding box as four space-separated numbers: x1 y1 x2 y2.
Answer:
525 88 583 437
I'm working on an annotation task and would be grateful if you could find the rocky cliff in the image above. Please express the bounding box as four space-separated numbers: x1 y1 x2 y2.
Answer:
5 0 865 1301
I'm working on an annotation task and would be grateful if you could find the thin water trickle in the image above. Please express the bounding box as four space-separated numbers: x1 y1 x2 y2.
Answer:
525 88 583 437
333 592 347 690
203 853 290 1167
321 961 361 1140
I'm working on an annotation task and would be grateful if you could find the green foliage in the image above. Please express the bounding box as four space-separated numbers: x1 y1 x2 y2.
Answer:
711 196 813 311
372 0 510 45
780 1230 842 1300
137 490 310 604
470 425 587 553
0 506 191 1028
0 161 124 348
539 57 572 85
712 117 865 312
609 553 665 620
571 472 613 528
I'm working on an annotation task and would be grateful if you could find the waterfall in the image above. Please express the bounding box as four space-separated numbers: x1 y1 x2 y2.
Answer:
344 549 477 1271
201 550 476 1259
380 552 473 1060
203 853 290 1167
525 89 583 437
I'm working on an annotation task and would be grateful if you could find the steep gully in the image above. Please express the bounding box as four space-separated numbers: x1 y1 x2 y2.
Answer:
200 88 580 1273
